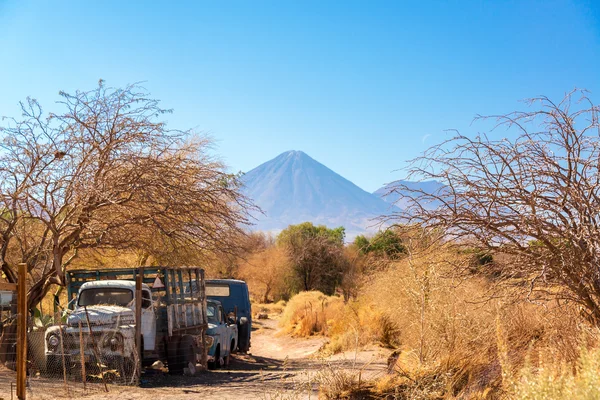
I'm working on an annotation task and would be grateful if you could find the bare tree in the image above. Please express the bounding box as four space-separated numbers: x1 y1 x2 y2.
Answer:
387 90 600 324
0 81 252 308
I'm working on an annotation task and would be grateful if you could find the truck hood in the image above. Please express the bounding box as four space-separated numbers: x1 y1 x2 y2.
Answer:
68 305 135 327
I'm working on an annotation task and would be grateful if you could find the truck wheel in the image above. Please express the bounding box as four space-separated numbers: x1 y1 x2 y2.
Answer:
45 355 66 377
119 356 136 383
238 323 250 353
208 345 220 370
178 335 197 375
167 337 183 375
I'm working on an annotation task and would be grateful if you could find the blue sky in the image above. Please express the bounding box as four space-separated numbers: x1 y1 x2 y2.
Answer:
1 0 599 192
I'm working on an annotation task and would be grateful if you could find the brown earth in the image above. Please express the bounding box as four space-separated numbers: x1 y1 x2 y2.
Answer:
0 318 389 400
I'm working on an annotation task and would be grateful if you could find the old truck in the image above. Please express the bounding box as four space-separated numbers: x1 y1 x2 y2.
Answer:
205 299 237 368
206 279 252 353
44 267 208 377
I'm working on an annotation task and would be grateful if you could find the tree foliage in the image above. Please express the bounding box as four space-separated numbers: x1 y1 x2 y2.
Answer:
277 222 346 295
0 81 252 307
354 229 406 259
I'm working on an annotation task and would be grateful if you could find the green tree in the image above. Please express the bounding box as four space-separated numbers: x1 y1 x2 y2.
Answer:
354 229 406 259
277 222 346 295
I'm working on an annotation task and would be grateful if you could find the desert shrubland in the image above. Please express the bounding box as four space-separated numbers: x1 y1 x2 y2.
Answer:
279 241 598 399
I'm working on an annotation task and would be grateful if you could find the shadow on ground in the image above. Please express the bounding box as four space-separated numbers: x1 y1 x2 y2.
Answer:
139 353 308 389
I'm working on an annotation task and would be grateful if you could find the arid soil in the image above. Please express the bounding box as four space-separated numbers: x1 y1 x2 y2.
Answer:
0 318 389 400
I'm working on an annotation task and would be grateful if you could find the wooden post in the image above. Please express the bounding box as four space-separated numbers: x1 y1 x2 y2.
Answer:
199 269 207 369
57 319 69 396
78 321 86 390
135 268 143 380
16 263 27 400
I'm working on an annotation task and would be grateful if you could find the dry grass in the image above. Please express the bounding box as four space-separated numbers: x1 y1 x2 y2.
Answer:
279 291 344 337
282 244 599 399
504 345 600 400
254 300 288 318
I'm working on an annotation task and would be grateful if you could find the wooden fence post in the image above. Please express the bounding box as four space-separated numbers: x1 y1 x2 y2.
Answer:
16 262 27 400
135 268 143 380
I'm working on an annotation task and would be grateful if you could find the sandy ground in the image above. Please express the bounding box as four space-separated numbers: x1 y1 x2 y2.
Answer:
0 318 389 400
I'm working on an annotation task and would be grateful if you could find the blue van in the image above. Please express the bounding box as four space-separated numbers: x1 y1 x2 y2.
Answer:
206 279 252 352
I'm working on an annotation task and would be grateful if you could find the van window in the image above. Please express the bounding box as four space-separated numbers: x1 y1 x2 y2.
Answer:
206 285 230 297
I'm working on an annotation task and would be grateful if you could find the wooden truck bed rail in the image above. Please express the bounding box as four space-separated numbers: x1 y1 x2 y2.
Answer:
66 266 207 337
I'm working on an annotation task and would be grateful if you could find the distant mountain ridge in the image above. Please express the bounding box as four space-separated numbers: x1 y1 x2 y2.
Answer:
373 180 446 210
241 151 397 239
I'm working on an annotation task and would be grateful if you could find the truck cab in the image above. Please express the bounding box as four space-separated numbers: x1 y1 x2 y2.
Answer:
205 299 237 368
206 279 251 352
45 280 154 376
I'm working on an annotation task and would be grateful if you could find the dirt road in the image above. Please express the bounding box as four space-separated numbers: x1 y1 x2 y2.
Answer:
2 318 389 400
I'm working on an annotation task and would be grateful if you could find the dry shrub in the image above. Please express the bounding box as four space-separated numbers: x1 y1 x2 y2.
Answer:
254 300 287 317
279 291 344 337
325 302 401 355
320 243 596 398
506 345 600 400
316 364 371 400
239 245 292 303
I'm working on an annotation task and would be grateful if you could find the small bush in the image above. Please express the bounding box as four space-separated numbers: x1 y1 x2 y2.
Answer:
279 291 343 337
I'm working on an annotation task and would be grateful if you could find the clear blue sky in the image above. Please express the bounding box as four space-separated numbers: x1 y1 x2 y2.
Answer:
1 1 599 192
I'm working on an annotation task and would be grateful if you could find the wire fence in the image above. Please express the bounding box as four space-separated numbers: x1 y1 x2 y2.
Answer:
0 297 18 399
0 294 141 399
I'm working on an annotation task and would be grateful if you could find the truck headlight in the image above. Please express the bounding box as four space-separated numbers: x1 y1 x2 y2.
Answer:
47 334 60 350
205 336 215 348
103 333 124 351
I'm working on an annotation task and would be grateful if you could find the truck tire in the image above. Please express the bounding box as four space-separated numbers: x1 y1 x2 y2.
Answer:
46 355 67 377
167 336 183 375
208 344 220 370
119 356 136 383
178 335 197 375
238 323 250 353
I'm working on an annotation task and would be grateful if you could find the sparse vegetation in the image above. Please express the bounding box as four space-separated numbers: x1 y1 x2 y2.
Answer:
277 238 598 399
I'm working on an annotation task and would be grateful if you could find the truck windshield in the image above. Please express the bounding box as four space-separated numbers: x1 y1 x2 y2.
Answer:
207 304 219 323
78 288 134 307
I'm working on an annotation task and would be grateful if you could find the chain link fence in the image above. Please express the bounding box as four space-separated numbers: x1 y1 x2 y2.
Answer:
0 298 141 399
0 293 18 399
27 306 141 398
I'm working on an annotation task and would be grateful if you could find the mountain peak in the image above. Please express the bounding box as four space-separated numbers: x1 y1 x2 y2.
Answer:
241 151 396 239
280 150 309 159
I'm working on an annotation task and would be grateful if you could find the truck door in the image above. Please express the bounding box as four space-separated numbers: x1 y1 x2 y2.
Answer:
219 305 229 355
141 289 156 351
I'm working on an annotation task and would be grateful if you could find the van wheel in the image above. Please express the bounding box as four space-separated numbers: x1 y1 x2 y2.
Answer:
230 338 237 354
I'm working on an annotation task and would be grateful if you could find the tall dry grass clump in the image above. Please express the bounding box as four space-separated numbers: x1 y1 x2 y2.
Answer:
505 345 600 400
279 291 344 337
